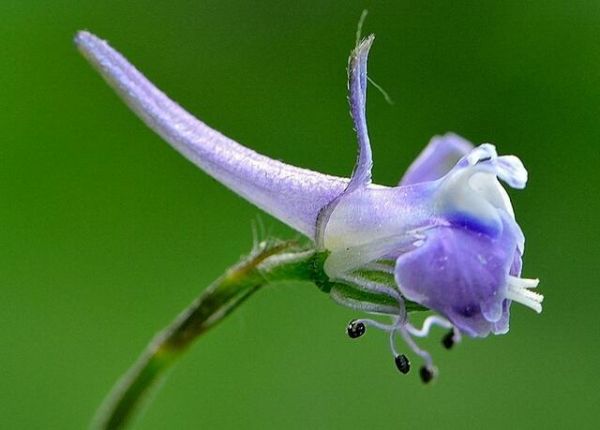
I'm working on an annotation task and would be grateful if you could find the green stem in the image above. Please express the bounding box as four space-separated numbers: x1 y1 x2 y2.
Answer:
91 240 425 429
91 240 317 430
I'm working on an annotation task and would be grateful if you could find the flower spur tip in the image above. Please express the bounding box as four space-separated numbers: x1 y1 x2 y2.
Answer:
74 30 103 56
74 30 91 43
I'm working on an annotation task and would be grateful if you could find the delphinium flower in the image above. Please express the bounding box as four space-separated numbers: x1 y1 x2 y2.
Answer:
76 29 542 429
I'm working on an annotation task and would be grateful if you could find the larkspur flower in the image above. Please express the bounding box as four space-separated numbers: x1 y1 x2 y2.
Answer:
76 31 542 382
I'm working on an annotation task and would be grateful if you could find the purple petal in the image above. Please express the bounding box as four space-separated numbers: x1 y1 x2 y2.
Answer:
400 133 474 185
394 212 519 337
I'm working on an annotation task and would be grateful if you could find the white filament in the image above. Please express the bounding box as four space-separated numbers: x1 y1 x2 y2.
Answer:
505 276 543 313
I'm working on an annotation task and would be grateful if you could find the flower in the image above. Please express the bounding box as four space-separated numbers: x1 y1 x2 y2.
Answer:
76 31 542 382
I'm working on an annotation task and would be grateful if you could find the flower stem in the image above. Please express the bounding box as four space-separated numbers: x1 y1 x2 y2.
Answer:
91 239 424 429
92 240 317 430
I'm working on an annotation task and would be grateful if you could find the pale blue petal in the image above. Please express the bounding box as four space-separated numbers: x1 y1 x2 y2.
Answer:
400 133 474 185
394 212 519 337
75 31 347 238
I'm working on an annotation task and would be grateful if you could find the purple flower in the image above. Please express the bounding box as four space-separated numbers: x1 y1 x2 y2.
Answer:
76 31 542 381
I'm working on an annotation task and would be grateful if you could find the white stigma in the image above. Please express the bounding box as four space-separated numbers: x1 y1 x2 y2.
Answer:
505 276 543 313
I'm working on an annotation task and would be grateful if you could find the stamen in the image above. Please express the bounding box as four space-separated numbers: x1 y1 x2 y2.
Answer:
506 276 543 313
339 273 402 301
394 354 411 374
405 315 461 350
419 365 436 384
407 315 454 338
398 326 434 369
330 289 401 315
388 322 411 375
390 314 437 379
362 261 396 275
441 330 455 349
347 320 366 338
346 298 443 381
356 318 396 332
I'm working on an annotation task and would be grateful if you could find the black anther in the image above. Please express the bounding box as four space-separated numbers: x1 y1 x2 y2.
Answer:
394 354 411 374
419 365 435 384
346 320 366 339
442 330 455 350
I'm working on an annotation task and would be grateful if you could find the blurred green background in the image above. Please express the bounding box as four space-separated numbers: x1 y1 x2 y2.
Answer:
2 0 600 428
